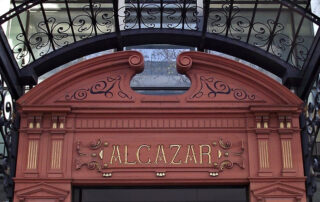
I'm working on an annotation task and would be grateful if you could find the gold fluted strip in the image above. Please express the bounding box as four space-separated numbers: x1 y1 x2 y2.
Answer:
55 141 58 168
258 140 269 169
282 141 285 168
55 141 59 169
262 141 266 168
51 141 56 169
258 141 263 168
27 141 32 169
33 140 38 169
51 140 63 169
27 140 38 170
264 141 269 168
57 141 62 168
282 140 293 169
52 141 57 169
287 141 293 168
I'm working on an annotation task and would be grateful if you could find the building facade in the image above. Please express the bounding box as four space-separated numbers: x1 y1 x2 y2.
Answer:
0 0 320 201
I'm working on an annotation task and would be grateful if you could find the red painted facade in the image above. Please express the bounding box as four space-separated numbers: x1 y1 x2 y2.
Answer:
15 51 305 202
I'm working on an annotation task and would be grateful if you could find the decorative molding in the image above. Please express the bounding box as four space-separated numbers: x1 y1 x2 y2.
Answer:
75 118 246 129
15 183 69 202
65 76 133 101
190 76 256 101
51 140 63 170
26 140 39 170
282 140 293 169
258 140 269 169
27 114 42 130
251 182 304 202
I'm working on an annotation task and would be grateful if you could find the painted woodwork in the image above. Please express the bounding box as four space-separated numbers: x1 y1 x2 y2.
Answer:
14 51 305 202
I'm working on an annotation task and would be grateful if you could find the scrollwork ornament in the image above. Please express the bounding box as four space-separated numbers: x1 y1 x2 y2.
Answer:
89 139 102 150
72 3 114 38
8 0 311 71
232 88 255 101
219 137 232 150
0 76 18 199
29 17 71 56
191 76 255 101
208 1 250 41
290 37 309 70
12 33 31 67
118 0 201 30
65 76 132 101
219 160 233 171
301 74 320 197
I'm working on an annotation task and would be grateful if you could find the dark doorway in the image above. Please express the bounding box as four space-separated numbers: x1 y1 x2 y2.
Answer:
72 186 248 202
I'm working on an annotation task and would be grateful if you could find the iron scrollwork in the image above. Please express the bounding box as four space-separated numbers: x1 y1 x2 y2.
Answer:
118 0 202 30
301 74 320 198
7 0 315 70
13 16 72 67
0 76 19 200
72 3 114 39
208 1 250 40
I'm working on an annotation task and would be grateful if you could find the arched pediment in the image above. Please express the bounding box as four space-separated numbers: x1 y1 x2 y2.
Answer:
17 51 302 110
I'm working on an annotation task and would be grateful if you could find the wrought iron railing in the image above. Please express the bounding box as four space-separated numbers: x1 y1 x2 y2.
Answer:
0 0 318 72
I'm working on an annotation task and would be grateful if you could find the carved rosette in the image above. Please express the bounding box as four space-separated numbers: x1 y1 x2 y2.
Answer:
176 55 192 74
129 54 144 73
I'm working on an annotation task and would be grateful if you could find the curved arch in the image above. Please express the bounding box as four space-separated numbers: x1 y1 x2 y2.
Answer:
17 50 302 107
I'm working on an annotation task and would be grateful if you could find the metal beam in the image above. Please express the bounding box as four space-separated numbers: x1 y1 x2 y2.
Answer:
297 30 320 100
19 29 298 83
0 27 23 99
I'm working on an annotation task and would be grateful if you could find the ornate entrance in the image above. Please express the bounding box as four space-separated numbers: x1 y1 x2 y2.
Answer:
14 51 304 202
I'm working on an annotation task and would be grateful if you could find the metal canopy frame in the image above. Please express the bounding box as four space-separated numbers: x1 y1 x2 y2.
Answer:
0 0 317 99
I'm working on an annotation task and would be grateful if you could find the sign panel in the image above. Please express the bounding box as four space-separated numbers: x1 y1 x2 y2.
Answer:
74 133 246 178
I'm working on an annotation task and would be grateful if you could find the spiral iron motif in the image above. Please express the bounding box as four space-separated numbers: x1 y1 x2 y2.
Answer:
191 76 255 101
118 0 201 30
301 74 320 197
12 33 31 67
65 76 132 101
208 2 250 41
12 16 72 66
72 3 114 39
0 77 19 200
8 0 313 69
289 37 310 70
251 19 292 60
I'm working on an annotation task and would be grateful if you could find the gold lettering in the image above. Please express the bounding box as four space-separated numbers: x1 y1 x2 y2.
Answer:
155 144 167 164
200 144 212 164
185 144 197 164
136 145 151 164
170 144 182 165
124 145 136 165
110 145 122 164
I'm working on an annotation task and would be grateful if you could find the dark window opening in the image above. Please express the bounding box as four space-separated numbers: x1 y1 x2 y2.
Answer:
72 185 249 202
